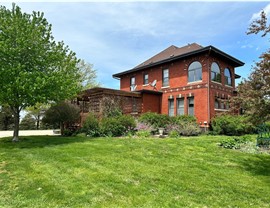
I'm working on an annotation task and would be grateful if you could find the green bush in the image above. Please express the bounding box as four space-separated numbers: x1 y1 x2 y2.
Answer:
166 115 201 136
169 130 180 138
118 115 136 133
171 115 196 124
220 135 253 149
81 113 100 137
211 115 254 136
100 117 124 137
135 130 151 138
139 112 170 129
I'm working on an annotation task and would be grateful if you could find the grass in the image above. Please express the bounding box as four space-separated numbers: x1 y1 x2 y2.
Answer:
0 135 269 208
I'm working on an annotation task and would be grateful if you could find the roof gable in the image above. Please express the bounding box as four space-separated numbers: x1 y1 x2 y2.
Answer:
135 43 203 69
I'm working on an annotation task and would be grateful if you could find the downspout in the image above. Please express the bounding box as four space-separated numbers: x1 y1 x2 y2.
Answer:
207 47 211 126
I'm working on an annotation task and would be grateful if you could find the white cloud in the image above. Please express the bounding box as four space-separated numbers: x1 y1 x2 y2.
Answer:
251 3 270 21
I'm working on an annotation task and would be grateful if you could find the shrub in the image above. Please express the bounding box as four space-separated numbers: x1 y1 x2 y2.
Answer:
211 115 254 136
118 115 136 134
81 113 100 137
135 122 154 132
166 116 201 136
100 117 124 137
219 135 253 149
135 130 151 138
139 112 170 129
169 130 180 138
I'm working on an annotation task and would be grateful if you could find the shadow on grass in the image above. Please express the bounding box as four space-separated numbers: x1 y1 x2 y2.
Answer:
0 135 96 149
238 154 270 183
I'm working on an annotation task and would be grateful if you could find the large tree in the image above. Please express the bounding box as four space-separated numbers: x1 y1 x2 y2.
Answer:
233 11 270 124
0 4 82 141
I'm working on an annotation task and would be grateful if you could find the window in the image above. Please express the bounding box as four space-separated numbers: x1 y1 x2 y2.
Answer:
215 98 219 109
188 61 202 82
168 99 174 117
143 73 149 85
130 77 136 91
224 68 232 86
211 62 221 82
177 98 184 115
162 69 169 87
188 97 194 116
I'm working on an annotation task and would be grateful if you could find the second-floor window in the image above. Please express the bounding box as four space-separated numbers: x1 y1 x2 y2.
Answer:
224 68 232 86
162 69 169 87
188 61 202 82
143 73 149 85
130 77 136 91
211 62 221 83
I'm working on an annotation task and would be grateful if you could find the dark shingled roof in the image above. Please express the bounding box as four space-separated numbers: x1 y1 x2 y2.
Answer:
113 43 244 78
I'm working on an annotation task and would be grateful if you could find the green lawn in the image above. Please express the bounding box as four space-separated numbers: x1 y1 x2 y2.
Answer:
0 135 269 208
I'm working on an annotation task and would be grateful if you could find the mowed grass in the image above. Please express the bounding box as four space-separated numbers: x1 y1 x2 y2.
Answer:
0 135 269 208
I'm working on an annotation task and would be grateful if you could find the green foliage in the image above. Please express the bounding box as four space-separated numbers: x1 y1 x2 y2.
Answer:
77 59 100 90
168 130 180 138
118 115 136 133
211 114 254 136
0 106 14 130
43 102 80 135
81 113 100 137
99 115 136 137
100 117 125 137
219 135 253 149
135 130 151 138
19 114 36 130
139 112 170 128
171 115 197 124
165 115 201 136
0 4 82 140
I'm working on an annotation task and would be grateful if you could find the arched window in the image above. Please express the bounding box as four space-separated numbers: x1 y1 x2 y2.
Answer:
211 62 221 82
224 68 232 86
188 61 202 82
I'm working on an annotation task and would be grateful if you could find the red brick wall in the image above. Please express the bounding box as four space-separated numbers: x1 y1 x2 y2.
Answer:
118 52 238 124
141 93 161 113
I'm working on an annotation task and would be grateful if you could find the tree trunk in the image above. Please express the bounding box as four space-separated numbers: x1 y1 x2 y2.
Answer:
36 115 40 130
12 108 20 142
60 122 64 136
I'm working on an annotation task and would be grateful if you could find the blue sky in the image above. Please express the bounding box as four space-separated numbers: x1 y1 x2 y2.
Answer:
2 1 270 89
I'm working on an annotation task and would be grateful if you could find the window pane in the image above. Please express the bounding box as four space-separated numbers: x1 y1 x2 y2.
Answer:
163 69 169 86
215 99 219 109
188 61 202 82
177 98 184 115
224 68 232 86
188 97 194 116
168 99 174 117
144 74 148 84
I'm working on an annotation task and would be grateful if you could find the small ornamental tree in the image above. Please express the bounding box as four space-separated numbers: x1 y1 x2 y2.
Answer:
0 4 82 141
42 102 80 135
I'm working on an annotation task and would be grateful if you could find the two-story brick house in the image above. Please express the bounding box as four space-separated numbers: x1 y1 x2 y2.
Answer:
112 43 244 126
